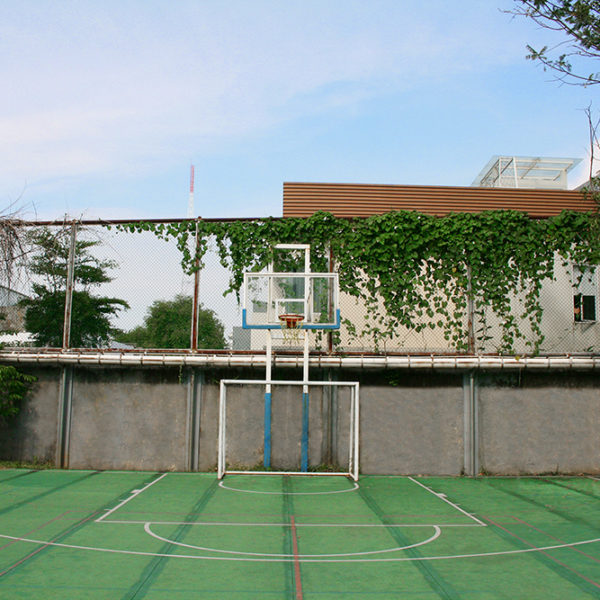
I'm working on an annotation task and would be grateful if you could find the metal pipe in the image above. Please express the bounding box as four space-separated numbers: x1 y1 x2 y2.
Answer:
264 330 273 468
56 366 73 468
463 372 479 476
327 244 334 353
190 219 201 351
62 222 77 350
224 470 350 477
1 351 599 370
12 216 277 227
466 265 475 354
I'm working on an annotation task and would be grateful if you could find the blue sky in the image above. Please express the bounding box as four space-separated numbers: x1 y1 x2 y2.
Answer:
1 0 598 221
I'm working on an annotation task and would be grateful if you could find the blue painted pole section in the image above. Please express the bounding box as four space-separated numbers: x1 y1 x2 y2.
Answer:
264 392 272 468
301 392 309 471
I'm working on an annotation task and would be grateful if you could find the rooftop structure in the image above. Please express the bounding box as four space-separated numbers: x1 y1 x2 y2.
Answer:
472 156 581 189
283 182 592 218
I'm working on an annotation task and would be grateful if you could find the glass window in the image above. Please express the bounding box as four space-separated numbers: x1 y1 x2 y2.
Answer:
573 266 597 322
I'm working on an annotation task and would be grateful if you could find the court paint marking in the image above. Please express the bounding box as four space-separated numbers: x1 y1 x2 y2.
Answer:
218 480 359 495
0 511 69 552
512 516 600 565
487 516 600 589
408 477 486 527
100 520 482 527
291 516 303 600
95 473 168 523
0 511 99 577
1 532 599 563
143 522 441 557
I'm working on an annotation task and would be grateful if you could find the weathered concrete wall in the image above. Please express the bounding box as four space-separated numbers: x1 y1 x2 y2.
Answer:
68 367 188 471
478 372 600 474
197 374 219 472
0 367 60 463
359 373 464 475
1 364 599 475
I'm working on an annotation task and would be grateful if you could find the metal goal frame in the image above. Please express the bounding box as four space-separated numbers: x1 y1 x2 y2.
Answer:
217 379 360 481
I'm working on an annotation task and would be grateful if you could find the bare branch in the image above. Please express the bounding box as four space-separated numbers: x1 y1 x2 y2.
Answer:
509 0 600 85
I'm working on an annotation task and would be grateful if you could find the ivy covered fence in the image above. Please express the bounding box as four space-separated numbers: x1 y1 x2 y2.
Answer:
112 209 600 355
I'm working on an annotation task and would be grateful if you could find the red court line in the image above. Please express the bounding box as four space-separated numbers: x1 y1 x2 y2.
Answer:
0 511 98 578
486 516 600 590
290 516 303 600
0 511 69 553
512 516 600 565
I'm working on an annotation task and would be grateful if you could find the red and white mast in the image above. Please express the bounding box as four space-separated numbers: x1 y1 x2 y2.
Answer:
187 164 195 218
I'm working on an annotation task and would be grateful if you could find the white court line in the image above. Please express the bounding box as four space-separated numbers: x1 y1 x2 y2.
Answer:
588 476 600 482
218 480 359 495
144 522 441 557
100 520 481 527
1 532 599 563
408 477 486 527
95 473 169 523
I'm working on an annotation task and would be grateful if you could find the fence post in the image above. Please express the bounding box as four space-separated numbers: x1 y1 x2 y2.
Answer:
466 264 475 354
190 218 201 350
327 244 334 353
62 222 77 350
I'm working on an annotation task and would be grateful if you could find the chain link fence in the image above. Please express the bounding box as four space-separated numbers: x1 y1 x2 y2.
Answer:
0 219 597 355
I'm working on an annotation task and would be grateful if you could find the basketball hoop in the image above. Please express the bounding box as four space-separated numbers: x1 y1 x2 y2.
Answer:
279 313 304 344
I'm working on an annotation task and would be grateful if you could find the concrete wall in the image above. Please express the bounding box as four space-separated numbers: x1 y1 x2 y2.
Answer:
68 368 188 471
360 373 464 475
478 372 600 474
0 366 60 463
1 364 599 475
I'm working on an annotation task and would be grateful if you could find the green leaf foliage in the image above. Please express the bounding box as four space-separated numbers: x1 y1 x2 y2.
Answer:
0 365 36 423
21 227 129 348
115 210 600 355
21 289 128 348
117 295 226 349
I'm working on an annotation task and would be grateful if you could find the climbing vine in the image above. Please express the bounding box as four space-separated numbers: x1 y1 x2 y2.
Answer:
0 365 36 423
109 210 600 354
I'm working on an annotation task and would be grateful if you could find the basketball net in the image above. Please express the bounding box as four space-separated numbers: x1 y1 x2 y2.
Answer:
279 313 304 345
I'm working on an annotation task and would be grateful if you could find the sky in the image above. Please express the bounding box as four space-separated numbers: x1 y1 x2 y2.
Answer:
1 0 599 222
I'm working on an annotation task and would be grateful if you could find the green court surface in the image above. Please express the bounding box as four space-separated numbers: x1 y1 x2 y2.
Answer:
0 471 599 599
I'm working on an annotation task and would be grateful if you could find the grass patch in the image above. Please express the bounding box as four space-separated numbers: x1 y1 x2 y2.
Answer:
0 457 55 470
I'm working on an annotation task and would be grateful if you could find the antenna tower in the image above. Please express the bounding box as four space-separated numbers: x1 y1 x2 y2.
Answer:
187 165 195 218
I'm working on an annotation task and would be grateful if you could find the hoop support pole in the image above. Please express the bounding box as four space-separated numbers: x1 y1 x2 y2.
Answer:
301 329 310 471
264 330 273 469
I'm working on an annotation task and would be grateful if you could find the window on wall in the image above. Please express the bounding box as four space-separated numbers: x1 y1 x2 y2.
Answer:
573 265 597 322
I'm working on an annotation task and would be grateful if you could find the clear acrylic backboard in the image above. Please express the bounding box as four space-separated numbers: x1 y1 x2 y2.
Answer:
242 272 340 329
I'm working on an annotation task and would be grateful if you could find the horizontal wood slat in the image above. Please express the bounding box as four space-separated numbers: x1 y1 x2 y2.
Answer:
283 182 595 218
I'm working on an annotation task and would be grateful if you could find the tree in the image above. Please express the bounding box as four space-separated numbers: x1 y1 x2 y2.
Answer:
117 294 227 349
20 227 129 347
0 207 36 422
512 1 600 85
0 201 34 332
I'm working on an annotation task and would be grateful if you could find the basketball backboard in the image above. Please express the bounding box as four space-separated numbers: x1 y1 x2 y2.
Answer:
242 272 340 329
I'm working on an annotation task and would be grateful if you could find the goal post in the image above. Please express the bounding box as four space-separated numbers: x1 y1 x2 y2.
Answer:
217 379 360 481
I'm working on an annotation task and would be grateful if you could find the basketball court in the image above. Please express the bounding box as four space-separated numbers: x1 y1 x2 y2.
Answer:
2 243 599 598
0 470 599 598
